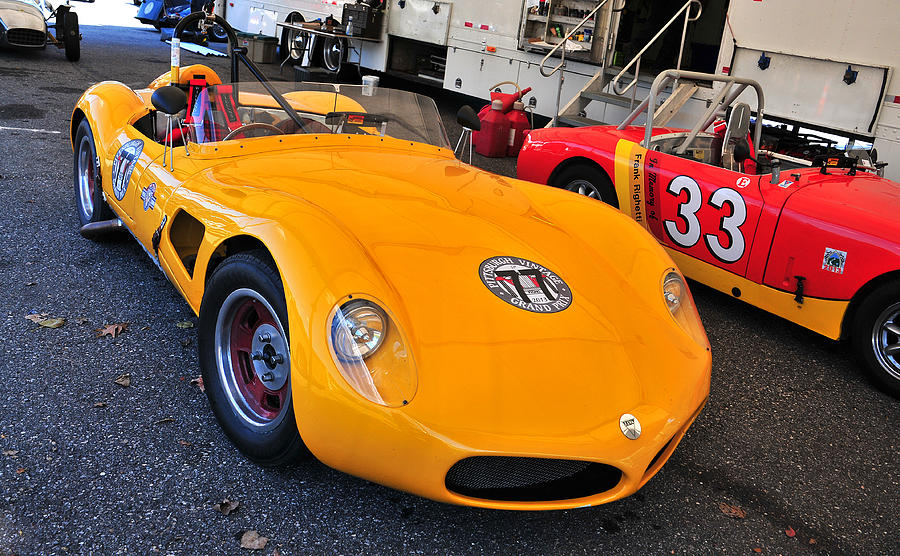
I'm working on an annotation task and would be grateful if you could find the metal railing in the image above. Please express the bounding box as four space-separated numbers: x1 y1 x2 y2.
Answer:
538 0 619 126
610 0 702 96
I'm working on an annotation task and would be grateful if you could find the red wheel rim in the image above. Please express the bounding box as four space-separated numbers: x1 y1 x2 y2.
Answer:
217 290 290 425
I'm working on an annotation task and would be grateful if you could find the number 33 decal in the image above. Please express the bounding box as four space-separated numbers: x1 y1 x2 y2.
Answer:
664 176 747 263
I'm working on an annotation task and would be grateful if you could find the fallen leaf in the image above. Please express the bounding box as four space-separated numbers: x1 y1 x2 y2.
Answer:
24 282 36 287
176 321 194 329
752 549 762 553
154 417 176 425
273 549 283 556
190 377 205 393
718 502 747 519
15 468 26 474
177 439 192 447
114 373 131 388
2 450 18 458
96 323 128 338
93 402 108 408
809 538 816 545
213 499 240 515
26 314 65 328
785 527 796 538
239 530 268 550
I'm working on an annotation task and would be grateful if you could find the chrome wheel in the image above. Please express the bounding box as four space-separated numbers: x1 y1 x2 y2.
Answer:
566 179 602 200
871 301 900 381
76 133 97 221
287 29 307 60
322 37 344 72
214 288 291 430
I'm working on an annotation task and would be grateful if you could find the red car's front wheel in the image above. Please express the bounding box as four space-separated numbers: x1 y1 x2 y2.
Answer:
852 280 900 398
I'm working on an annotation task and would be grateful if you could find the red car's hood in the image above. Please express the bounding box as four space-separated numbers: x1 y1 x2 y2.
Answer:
782 170 900 240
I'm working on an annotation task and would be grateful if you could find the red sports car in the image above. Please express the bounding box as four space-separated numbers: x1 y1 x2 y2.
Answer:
518 70 900 397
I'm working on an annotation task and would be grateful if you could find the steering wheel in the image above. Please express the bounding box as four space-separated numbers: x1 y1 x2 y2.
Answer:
223 123 285 141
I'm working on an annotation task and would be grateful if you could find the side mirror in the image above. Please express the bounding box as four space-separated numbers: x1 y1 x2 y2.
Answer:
151 85 187 116
457 105 481 131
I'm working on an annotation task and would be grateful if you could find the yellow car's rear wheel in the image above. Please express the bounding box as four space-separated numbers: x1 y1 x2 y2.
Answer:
199 250 307 465
73 119 113 227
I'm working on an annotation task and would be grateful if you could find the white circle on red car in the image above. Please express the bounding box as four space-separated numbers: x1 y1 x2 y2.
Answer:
735 176 751 188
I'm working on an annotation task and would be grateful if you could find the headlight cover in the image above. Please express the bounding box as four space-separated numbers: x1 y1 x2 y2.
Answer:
328 297 417 407
662 270 709 348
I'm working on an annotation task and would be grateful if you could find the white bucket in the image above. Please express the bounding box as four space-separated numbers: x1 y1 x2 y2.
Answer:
362 75 379 96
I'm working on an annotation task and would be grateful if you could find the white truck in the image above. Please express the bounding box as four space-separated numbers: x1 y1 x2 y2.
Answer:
217 0 899 179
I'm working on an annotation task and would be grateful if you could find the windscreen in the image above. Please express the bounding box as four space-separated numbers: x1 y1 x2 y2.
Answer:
186 82 450 149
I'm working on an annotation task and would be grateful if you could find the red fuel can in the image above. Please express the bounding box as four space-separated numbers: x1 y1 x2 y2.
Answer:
507 100 530 156
474 99 511 158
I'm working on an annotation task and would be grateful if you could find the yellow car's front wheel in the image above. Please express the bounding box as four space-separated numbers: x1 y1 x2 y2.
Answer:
198 250 307 465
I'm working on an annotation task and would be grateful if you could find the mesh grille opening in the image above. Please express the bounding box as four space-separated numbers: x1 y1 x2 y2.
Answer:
6 28 45 47
445 456 622 502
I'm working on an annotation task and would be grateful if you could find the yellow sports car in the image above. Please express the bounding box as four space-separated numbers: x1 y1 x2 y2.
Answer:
70 13 711 509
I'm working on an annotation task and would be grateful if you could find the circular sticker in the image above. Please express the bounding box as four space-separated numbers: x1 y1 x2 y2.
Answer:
479 256 572 313
735 176 751 188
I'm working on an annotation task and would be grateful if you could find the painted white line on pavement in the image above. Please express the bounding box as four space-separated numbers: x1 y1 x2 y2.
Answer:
0 126 63 134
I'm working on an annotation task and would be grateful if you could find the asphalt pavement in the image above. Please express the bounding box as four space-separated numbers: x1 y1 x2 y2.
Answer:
0 2 897 555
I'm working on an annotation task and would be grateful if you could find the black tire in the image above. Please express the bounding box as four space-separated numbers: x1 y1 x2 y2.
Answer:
279 12 306 61
73 119 113 227
63 11 80 62
321 37 344 72
850 280 900 397
210 24 228 42
198 251 308 465
55 5 70 45
551 163 619 208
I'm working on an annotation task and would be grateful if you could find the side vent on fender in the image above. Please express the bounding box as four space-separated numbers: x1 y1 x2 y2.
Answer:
169 210 205 278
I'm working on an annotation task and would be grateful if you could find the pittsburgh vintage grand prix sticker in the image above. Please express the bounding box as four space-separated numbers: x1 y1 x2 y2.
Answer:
111 139 143 201
479 256 572 313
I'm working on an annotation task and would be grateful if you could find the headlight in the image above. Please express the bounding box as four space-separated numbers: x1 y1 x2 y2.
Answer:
662 270 709 348
328 297 417 407
331 300 387 361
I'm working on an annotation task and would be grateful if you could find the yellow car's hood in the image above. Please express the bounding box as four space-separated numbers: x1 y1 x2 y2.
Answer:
196 142 708 438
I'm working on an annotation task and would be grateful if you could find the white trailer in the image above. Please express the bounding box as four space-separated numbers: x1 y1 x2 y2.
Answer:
217 0 900 179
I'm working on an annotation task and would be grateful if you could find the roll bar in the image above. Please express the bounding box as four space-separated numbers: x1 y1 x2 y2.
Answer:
171 12 309 132
617 70 765 155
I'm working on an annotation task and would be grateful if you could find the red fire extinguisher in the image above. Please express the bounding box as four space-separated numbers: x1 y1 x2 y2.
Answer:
474 99 511 157
507 100 530 156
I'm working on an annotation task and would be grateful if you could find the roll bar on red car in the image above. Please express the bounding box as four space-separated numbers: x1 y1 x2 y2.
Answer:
617 70 765 155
